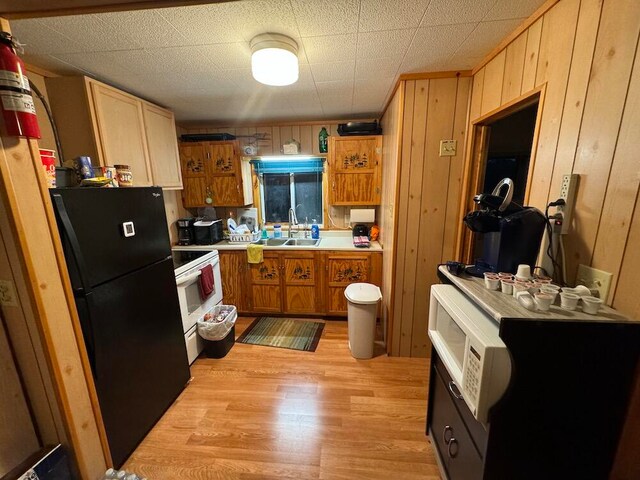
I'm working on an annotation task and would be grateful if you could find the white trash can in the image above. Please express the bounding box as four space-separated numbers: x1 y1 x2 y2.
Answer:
345 283 382 359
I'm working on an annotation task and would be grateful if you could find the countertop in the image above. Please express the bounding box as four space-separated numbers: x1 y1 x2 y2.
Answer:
173 232 382 252
438 266 633 324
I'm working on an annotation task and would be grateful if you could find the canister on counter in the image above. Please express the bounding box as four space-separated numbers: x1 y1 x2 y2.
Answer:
39 148 56 188
70 156 95 182
104 166 118 187
115 164 132 187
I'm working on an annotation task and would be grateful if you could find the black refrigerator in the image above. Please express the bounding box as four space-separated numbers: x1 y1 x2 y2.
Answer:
50 187 190 468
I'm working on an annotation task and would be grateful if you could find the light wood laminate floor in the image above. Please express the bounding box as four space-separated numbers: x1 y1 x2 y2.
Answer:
124 317 440 479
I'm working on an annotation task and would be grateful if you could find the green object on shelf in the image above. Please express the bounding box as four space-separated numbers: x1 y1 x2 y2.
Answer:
319 127 329 153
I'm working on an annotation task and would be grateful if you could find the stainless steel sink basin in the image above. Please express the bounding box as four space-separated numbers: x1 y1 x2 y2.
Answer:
284 238 321 247
252 238 289 246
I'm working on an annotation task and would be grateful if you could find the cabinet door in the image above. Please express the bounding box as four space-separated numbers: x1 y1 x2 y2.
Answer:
283 252 319 314
218 251 249 312
143 103 182 189
248 253 282 313
430 363 483 480
179 143 209 208
91 82 153 185
329 136 382 205
205 142 246 206
326 254 371 315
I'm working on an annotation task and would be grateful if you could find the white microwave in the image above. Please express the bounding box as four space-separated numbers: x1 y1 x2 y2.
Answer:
428 284 512 424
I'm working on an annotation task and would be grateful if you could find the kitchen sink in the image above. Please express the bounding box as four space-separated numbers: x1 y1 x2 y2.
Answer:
284 238 321 247
252 238 289 246
251 238 321 247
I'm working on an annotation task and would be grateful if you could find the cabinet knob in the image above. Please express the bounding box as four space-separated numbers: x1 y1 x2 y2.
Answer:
447 438 458 458
442 425 453 444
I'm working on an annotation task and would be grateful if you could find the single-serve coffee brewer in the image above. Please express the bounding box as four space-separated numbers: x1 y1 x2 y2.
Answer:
176 218 195 246
463 178 546 277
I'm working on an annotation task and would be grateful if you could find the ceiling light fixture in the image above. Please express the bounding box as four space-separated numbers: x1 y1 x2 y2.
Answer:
250 33 299 86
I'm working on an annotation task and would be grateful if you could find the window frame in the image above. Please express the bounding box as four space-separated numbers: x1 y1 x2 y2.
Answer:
258 171 325 228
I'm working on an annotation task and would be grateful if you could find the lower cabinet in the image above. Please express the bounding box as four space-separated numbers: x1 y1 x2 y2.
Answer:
326 253 381 315
219 249 380 316
248 252 282 313
282 252 322 314
428 354 485 480
218 251 249 312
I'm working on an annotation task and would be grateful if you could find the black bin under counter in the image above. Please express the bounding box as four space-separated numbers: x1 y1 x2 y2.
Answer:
426 266 640 480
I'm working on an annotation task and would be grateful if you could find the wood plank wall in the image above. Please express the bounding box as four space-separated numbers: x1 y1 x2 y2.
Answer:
180 121 374 229
379 87 403 346
466 3 640 476
467 0 640 315
390 76 471 357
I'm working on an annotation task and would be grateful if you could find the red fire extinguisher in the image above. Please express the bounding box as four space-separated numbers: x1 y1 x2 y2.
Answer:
0 32 41 139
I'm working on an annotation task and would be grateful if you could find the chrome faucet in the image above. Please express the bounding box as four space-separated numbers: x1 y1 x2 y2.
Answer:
288 206 299 238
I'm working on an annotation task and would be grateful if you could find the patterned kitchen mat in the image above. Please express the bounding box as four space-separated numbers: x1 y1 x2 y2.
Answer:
236 317 324 352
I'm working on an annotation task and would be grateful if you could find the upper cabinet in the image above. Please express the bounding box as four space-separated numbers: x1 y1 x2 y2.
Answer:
179 141 253 208
46 76 182 189
142 103 183 189
328 135 383 205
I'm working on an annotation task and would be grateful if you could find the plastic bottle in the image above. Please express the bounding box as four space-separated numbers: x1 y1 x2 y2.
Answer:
318 127 329 153
273 224 282 238
311 223 319 240
261 223 269 239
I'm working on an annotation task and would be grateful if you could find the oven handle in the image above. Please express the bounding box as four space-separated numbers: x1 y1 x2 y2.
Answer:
176 270 201 286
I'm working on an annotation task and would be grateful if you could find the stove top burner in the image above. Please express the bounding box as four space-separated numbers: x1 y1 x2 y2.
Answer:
171 250 209 271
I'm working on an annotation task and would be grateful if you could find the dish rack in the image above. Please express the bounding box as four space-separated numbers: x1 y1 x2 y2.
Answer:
228 231 260 243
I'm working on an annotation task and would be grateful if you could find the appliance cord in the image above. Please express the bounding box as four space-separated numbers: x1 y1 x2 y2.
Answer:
30 81 65 164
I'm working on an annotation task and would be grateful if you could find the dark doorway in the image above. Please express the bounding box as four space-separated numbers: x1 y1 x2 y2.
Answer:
481 103 538 204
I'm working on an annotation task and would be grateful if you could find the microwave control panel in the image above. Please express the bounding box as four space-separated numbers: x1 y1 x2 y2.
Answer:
464 344 482 405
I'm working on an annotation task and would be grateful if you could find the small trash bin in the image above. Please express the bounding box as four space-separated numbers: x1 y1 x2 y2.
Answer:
345 283 382 359
198 305 237 359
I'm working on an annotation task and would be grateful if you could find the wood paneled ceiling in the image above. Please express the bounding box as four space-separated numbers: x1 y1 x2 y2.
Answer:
11 0 546 122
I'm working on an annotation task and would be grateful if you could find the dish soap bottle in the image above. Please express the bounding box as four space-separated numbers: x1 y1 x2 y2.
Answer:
318 127 328 153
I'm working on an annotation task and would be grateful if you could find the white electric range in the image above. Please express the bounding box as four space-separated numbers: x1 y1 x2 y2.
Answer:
172 249 223 364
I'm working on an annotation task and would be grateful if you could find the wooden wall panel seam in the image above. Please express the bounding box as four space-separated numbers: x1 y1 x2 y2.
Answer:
536 0 587 210
587 38 640 266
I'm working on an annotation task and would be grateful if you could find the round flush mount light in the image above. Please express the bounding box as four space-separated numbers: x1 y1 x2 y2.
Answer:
250 33 299 86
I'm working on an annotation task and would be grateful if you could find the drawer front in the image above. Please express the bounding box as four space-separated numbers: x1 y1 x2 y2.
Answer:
431 365 483 480
434 355 488 457
185 324 203 365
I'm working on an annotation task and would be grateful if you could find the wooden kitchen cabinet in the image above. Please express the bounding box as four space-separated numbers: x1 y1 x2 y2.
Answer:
179 141 253 208
46 75 182 189
282 252 322 314
328 135 382 205
90 82 153 186
218 249 380 316
218 251 249 312
326 253 381 315
142 103 183 189
248 252 282 313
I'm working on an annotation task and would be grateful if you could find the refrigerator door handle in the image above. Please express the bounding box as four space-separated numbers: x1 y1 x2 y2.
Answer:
52 194 93 294
51 193 97 370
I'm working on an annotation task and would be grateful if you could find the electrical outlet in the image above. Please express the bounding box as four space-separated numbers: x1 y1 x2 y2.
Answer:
439 140 456 157
557 174 578 234
0 279 18 307
576 264 613 301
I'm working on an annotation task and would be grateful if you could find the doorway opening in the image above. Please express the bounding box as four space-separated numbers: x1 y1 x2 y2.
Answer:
457 87 545 264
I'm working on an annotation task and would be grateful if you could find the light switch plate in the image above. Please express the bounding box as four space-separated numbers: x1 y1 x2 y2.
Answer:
439 140 457 157
576 264 613 301
0 279 18 307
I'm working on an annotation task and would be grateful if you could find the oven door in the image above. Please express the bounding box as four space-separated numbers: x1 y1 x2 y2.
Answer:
175 256 222 333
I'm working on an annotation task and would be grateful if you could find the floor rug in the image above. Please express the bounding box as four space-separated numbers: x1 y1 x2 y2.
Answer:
237 317 324 352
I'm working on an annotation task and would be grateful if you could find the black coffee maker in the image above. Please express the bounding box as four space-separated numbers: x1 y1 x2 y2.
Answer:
176 218 195 246
463 178 546 277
